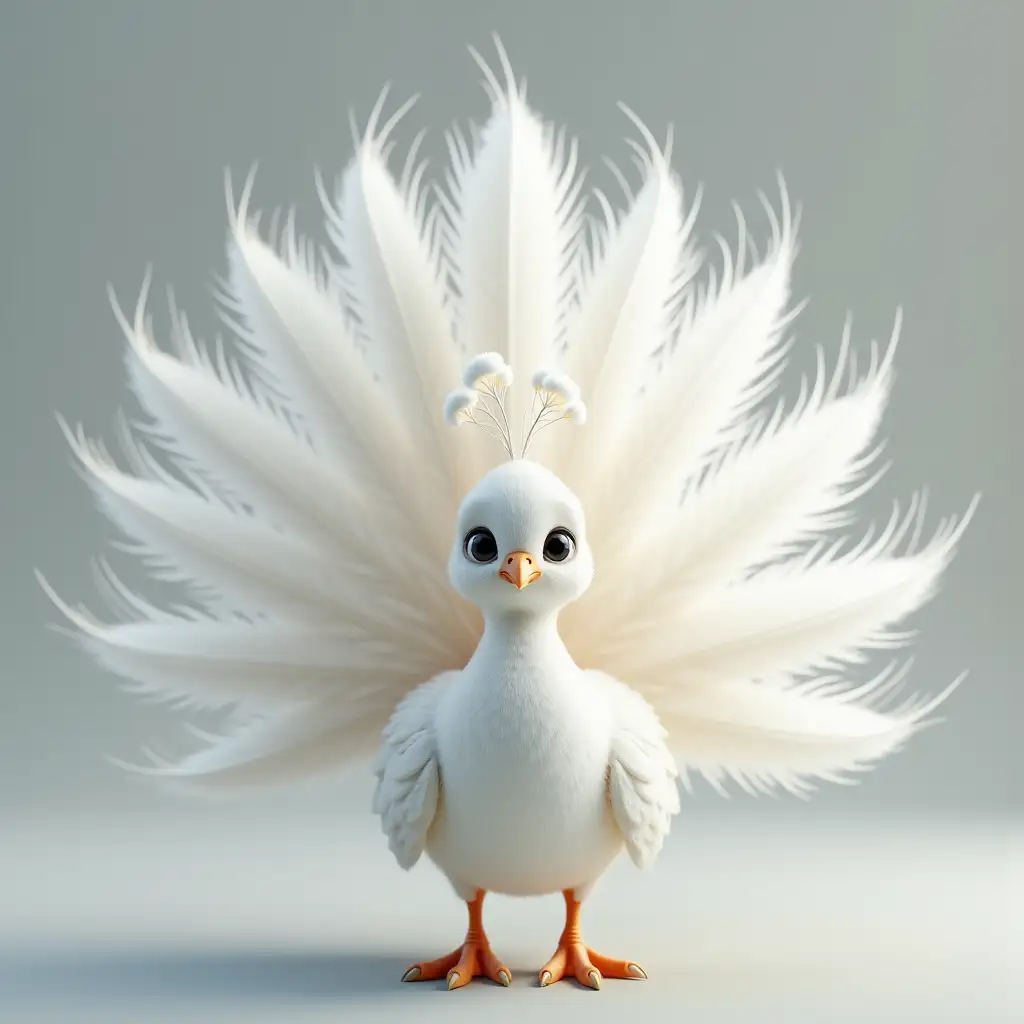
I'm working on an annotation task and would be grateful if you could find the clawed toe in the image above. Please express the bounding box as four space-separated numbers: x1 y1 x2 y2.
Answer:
587 947 647 980
402 947 462 983
404 942 511 989
402 891 511 990
484 950 512 987
537 890 648 989
537 942 645 989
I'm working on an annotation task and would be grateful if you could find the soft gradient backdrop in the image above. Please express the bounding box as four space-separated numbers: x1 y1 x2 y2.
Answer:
2 2 1021 1021
4 0 1016 815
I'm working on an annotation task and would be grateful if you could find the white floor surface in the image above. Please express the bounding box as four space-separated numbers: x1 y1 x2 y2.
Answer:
0 809 1020 1023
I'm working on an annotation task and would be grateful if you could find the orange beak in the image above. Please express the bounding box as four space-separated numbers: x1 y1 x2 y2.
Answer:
499 550 543 589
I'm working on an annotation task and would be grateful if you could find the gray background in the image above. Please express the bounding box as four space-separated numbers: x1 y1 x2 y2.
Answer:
2 2 1022 1021
3 0 1018 816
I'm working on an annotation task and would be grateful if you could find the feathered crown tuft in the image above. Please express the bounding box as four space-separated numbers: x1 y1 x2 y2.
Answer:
443 351 587 459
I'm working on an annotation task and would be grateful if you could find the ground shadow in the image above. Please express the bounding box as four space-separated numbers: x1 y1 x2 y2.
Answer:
0 946 431 1004
0 945 987 1019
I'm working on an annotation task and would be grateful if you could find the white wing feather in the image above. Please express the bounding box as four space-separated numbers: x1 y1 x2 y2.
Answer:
372 674 450 869
594 672 680 868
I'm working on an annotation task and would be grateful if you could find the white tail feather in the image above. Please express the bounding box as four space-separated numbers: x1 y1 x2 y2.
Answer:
59 421 395 621
557 114 699 495
39 576 442 711
562 318 896 644
596 500 977 687
444 60 583 448
220 182 436 504
663 665 962 797
113 698 389 788
585 186 798 552
330 148 475 497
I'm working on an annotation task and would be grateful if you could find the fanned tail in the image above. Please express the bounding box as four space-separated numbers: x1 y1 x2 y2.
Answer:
42 42 976 797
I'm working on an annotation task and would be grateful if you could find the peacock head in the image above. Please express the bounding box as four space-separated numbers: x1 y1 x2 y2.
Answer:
448 459 594 617
444 354 592 617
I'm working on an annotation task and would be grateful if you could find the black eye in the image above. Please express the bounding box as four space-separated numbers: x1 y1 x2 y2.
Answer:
464 527 498 564
543 528 576 563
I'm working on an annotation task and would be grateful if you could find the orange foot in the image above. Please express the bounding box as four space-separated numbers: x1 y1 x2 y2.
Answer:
538 889 647 990
402 890 511 990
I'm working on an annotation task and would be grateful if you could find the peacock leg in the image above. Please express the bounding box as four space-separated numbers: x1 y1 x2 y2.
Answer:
538 889 647 989
402 889 511 989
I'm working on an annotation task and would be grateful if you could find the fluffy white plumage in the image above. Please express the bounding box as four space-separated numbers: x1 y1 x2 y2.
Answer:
43 45 975 928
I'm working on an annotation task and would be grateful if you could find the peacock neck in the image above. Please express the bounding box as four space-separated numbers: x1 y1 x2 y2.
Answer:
471 610 575 674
